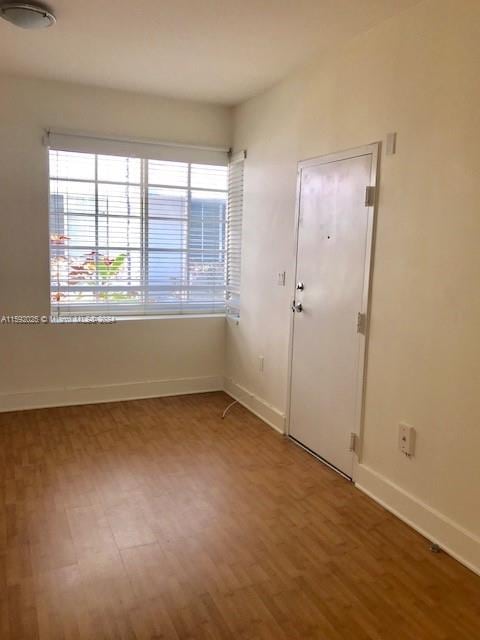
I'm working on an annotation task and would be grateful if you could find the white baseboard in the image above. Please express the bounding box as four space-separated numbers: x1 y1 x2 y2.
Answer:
356 464 480 577
223 377 286 434
0 375 223 412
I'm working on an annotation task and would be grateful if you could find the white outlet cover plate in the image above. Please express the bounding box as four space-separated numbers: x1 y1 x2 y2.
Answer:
399 422 415 456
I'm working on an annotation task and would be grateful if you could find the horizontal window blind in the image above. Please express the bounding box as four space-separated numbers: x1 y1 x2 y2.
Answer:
226 151 245 318
48 137 231 317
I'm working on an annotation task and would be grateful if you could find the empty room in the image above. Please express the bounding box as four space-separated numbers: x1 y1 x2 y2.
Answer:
0 0 479 638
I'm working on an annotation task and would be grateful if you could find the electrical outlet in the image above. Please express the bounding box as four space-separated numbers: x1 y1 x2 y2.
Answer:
399 423 415 457
258 356 264 372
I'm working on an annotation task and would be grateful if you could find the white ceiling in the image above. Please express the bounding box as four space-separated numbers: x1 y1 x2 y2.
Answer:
0 0 420 105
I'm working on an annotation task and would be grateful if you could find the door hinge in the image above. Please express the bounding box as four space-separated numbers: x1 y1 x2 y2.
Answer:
349 432 359 453
365 185 376 207
357 312 367 335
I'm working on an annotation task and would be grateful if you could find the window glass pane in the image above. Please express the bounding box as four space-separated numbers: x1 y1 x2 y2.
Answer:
188 190 226 302
50 247 97 289
148 188 187 219
191 190 227 209
96 290 142 305
98 155 141 183
149 219 187 250
54 291 97 306
188 262 225 287
95 250 142 288
148 251 185 287
62 215 96 247
148 160 188 187
49 151 95 181
98 183 141 217
50 180 95 215
191 164 228 190
187 285 225 303
189 190 226 255
98 217 141 249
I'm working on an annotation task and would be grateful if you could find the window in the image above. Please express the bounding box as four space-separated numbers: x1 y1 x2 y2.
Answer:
48 140 233 317
226 152 245 319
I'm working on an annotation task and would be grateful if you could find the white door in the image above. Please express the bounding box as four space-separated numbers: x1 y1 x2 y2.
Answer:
289 145 378 479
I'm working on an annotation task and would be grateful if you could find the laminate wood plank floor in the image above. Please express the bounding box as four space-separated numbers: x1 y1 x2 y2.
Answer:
0 392 479 639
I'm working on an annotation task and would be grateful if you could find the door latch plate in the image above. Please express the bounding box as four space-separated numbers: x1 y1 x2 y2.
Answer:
349 432 359 453
365 186 376 207
357 312 367 335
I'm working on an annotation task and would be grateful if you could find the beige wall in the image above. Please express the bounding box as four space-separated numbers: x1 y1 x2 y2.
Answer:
0 75 232 408
228 0 480 569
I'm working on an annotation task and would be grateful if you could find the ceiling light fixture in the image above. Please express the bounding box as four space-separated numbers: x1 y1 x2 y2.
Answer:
0 2 56 29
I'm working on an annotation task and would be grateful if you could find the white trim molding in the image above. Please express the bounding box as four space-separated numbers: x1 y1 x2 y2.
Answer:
223 377 286 434
0 375 223 413
356 464 480 577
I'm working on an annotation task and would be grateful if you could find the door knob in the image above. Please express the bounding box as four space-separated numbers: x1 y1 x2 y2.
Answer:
296 282 305 291
292 302 303 313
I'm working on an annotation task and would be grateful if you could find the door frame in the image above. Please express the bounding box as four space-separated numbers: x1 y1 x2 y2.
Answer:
285 142 380 482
